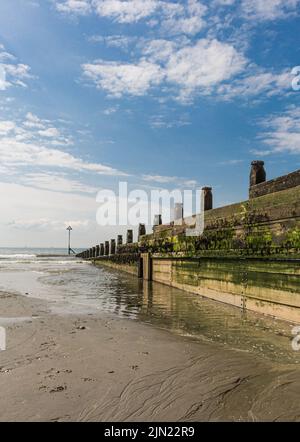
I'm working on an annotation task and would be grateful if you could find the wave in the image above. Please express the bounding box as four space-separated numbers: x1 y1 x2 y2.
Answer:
0 254 37 260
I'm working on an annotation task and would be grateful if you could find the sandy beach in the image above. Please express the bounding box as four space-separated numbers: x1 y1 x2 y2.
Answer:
1 290 300 422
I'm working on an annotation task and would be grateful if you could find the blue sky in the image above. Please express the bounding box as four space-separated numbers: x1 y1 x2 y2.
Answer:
0 0 300 248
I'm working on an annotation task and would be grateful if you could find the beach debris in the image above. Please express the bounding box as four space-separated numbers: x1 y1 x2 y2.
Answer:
50 385 66 393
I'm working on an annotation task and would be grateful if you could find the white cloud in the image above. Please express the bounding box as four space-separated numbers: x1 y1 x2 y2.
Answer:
83 33 293 102
92 0 158 23
0 50 15 62
103 105 119 115
0 111 130 246
165 38 246 101
218 159 244 165
23 112 47 129
83 38 246 101
9 218 56 231
4 64 31 79
141 39 181 63
58 0 208 35
142 174 197 187
55 0 300 37
0 181 99 247
257 106 300 154
88 34 137 49
56 0 158 21
214 0 235 4
21 113 74 146
0 65 6 90
38 127 61 138
9 215 91 232
160 0 207 36
0 120 16 135
217 69 292 99
241 0 300 21
64 219 91 229
21 172 98 194
149 113 191 129
0 115 127 176
10 218 62 231
82 59 164 97
0 136 124 174
0 45 33 90
55 0 92 15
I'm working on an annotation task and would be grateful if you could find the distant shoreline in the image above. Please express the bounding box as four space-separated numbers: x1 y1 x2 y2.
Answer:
36 254 76 258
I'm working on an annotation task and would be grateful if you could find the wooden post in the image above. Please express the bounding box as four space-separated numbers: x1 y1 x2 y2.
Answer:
153 215 162 227
117 235 123 253
250 160 266 187
201 187 213 212
127 229 133 244
110 239 116 255
138 224 146 241
141 253 152 281
100 243 104 256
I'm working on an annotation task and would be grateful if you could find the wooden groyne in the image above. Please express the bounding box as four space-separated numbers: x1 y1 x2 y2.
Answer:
77 161 300 323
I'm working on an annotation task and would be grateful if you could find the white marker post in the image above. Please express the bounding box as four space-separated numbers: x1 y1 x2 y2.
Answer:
0 327 6 351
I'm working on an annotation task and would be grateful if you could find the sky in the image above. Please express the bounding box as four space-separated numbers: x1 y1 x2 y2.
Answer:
0 0 300 248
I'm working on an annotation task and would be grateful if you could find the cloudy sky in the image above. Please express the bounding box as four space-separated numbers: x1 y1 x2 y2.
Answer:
0 0 300 248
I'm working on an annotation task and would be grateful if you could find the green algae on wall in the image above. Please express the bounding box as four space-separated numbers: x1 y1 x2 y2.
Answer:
140 201 300 258
151 257 300 321
138 184 300 258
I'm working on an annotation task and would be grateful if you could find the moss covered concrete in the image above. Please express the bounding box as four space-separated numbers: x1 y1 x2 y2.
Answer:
140 185 300 258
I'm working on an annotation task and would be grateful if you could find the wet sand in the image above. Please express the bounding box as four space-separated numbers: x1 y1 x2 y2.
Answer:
0 291 300 422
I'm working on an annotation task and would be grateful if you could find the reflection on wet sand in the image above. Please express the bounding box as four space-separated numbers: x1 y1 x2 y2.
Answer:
0 256 299 364
130 275 300 365
0 256 300 421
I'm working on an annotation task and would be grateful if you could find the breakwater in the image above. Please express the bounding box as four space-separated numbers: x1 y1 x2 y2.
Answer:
78 162 300 323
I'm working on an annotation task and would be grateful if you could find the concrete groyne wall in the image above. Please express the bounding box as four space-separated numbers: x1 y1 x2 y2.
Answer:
78 162 300 324
249 169 300 199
